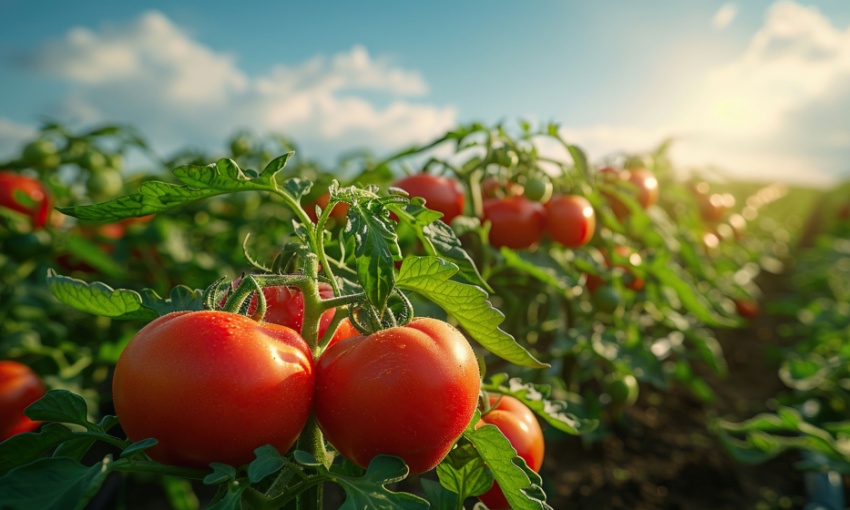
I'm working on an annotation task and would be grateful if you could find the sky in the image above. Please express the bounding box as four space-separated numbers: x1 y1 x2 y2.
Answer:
1 1 849 186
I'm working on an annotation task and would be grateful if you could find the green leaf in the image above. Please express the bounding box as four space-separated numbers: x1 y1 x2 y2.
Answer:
567 144 588 178
204 464 237 485
332 455 429 510
465 426 551 510
500 248 574 298
344 197 401 313
25 390 89 428
482 375 597 434
422 221 491 292
205 483 246 510
53 437 97 461
436 443 493 500
282 177 313 202
420 478 459 510
0 424 74 475
292 450 322 468
396 257 546 368
120 438 158 459
649 257 734 327
248 445 285 483
63 236 123 278
59 157 281 223
46 270 203 320
0 457 110 510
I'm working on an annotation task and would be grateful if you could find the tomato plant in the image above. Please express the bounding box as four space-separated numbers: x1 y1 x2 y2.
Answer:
483 195 546 249
315 317 480 474
545 194 595 247
304 191 349 223
0 361 46 441
112 310 315 468
394 173 465 224
476 394 545 510
0 172 52 228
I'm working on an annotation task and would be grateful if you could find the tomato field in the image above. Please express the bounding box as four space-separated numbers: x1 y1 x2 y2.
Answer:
0 121 848 510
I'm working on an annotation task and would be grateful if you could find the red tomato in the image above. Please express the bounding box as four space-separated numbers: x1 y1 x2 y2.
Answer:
734 299 760 319
483 196 546 250
481 178 523 200
545 195 595 247
113 311 314 468
314 318 480 474
0 172 52 228
476 395 545 510
0 361 46 441
626 168 659 209
584 245 644 294
304 192 350 223
324 318 359 348
394 174 465 224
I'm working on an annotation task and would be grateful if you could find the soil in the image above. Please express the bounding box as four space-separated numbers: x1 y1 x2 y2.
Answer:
542 271 809 510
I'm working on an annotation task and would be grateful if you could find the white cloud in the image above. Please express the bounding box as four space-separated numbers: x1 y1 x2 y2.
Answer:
712 3 738 30
562 1 850 186
25 11 455 157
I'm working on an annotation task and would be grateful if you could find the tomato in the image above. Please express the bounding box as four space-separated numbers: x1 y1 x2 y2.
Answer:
324 318 359 348
314 318 480 474
698 193 727 223
304 192 350 223
599 167 658 219
592 286 621 313
230 135 252 157
523 178 553 204
0 361 46 441
585 246 644 294
481 178 523 200
603 373 639 408
78 150 108 174
545 195 595 247
112 311 314 468
86 168 124 199
21 139 60 170
483 196 546 250
734 298 760 319
476 395 544 510
0 172 52 228
394 174 465 224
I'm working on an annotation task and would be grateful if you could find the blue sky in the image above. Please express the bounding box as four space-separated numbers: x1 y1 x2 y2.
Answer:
1 1 849 185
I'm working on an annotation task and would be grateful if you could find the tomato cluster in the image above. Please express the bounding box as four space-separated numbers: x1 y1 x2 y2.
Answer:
113 283 481 473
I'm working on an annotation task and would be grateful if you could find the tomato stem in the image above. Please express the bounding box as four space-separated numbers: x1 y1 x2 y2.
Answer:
294 414 329 510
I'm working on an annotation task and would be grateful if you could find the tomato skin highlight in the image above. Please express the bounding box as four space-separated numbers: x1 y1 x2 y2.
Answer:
113 311 314 468
314 318 480 474
0 172 52 228
394 174 465 224
483 196 546 250
545 195 596 247
0 361 46 441
476 395 545 510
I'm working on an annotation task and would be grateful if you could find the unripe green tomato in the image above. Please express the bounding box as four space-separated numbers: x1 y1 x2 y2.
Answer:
5 231 52 260
523 178 553 203
230 136 252 157
22 140 60 170
86 169 124 198
79 150 107 173
603 373 639 407
105 153 124 172
592 285 621 314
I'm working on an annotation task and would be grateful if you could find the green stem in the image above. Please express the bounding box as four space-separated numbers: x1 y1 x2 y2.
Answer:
295 415 329 510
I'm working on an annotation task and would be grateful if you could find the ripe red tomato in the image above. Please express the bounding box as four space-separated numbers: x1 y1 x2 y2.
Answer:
314 318 480 474
304 192 350 223
476 395 544 510
734 298 760 319
545 195 595 247
0 172 52 228
113 311 314 468
0 361 46 441
394 174 465 224
599 167 658 219
483 196 546 250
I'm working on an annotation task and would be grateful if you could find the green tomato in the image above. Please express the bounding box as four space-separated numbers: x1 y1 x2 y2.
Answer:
230 135 252 157
603 373 639 408
523 178 553 203
105 153 124 172
22 140 60 170
86 169 124 198
592 285 621 314
79 150 108 173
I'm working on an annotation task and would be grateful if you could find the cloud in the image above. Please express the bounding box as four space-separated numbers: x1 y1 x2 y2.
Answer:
712 3 738 30
0 118 38 159
562 1 850 186
23 11 456 158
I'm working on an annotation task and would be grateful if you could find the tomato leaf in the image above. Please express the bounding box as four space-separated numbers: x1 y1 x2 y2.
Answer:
464 426 551 510
46 270 203 320
205 483 246 510
396 256 547 368
482 375 598 435
344 197 400 314
25 390 90 428
53 437 97 462
420 478 459 510
500 248 575 298
648 256 735 327
0 424 74 475
62 236 124 278
120 438 158 459
58 157 286 223
0 457 110 510
248 445 285 483
436 442 493 500
203 464 237 485
331 455 429 510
